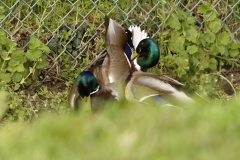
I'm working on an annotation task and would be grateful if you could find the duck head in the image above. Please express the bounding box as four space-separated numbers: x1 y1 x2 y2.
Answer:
125 26 160 71
76 71 99 111
132 38 160 71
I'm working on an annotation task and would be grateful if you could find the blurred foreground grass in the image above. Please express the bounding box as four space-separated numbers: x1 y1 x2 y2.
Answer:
1 98 240 160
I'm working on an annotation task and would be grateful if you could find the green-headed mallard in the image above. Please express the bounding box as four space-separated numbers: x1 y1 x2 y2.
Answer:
126 23 195 106
123 26 194 106
68 16 131 111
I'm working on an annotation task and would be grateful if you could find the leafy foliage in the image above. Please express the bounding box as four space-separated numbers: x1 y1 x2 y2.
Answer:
157 2 240 99
0 30 71 120
0 31 50 85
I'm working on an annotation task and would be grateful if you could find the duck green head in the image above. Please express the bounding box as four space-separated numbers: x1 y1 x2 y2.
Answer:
76 71 99 111
76 71 99 97
132 38 160 71
126 26 160 71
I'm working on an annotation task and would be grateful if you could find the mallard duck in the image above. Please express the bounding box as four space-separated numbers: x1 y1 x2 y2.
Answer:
68 16 131 111
123 26 195 106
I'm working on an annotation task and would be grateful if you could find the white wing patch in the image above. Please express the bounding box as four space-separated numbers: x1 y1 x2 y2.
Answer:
109 75 113 83
128 26 149 49
139 94 159 102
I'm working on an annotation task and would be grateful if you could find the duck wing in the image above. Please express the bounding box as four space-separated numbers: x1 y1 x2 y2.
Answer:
126 71 194 106
103 16 131 84
105 16 127 48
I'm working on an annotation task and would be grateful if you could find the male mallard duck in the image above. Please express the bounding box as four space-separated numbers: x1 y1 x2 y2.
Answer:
68 16 131 111
123 26 194 106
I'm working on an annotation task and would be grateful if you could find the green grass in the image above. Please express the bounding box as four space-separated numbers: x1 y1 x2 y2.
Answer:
0 99 240 159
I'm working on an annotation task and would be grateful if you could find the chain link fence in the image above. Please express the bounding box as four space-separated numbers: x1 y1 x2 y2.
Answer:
0 0 239 80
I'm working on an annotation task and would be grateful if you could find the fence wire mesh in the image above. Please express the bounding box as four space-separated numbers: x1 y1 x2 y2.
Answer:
0 0 239 80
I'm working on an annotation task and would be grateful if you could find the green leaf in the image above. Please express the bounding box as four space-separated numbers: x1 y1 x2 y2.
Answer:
198 3 218 21
202 32 215 44
7 66 16 73
8 43 17 53
228 41 240 49
166 15 181 31
187 45 198 54
36 55 49 69
209 18 222 33
198 3 212 14
169 36 185 53
217 44 227 55
195 48 206 59
206 11 217 21
210 44 218 56
25 49 42 61
29 36 41 49
8 59 19 66
208 58 217 70
7 64 25 73
176 8 192 20
12 72 23 83
186 17 196 25
15 50 27 63
184 26 198 43
16 64 25 72
217 32 231 45
0 73 11 83
8 50 27 66
229 49 239 57
199 37 206 47
198 3 217 21
39 45 50 53
201 60 209 70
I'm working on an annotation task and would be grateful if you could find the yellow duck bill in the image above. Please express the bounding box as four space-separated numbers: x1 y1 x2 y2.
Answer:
131 51 139 60
81 96 91 112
